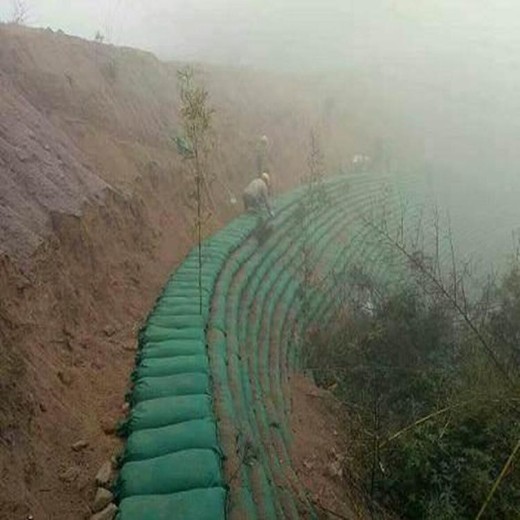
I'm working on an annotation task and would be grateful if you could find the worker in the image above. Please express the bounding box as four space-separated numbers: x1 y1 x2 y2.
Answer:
256 135 269 174
243 172 274 218
352 154 371 173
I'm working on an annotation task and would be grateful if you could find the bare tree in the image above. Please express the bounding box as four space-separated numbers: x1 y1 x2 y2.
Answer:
10 0 29 25
293 129 329 328
359 202 514 383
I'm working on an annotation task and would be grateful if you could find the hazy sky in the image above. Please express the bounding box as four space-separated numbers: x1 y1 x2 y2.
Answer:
2 0 520 71
2 0 520 199
2 1 520 259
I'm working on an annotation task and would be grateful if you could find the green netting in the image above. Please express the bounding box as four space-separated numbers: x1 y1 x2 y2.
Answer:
117 488 227 520
124 418 219 462
117 449 223 498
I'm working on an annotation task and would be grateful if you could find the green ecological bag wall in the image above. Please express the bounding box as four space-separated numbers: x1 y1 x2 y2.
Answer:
116 173 417 520
115 176 310 520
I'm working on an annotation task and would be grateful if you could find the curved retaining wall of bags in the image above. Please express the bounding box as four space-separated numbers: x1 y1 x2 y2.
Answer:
115 173 417 520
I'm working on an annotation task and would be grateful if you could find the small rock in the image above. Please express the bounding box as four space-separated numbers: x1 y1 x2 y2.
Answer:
103 325 116 337
327 460 344 479
100 418 116 436
303 459 314 470
91 503 118 520
93 487 114 513
91 359 104 371
39 402 47 413
95 461 112 487
57 370 73 386
59 466 80 483
77 473 91 493
16 149 31 162
72 440 89 452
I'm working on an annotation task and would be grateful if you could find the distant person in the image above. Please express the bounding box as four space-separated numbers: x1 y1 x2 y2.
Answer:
256 135 269 175
352 154 371 173
243 172 274 218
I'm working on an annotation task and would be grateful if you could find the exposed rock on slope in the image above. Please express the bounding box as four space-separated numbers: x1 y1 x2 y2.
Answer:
0 73 107 260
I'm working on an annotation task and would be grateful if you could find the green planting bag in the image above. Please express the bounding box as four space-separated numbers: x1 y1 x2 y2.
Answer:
117 449 223 498
163 280 213 293
146 314 205 329
124 418 219 461
133 355 209 380
117 488 226 520
118 395 212 435
140 325 205 343
152 304 207 317
132 373 209 403
137 340 206 360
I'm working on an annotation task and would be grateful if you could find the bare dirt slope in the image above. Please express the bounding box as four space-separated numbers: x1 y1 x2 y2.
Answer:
0 24 368 519
290 375 371 520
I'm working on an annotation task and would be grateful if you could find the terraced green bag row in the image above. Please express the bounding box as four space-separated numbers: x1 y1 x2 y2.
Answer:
136 339 206 360
145 314 205 329
123 418 219 462
139 324 205 343
151 304 207 317
131 372 209 403
117 176 364 520
117 488 226 520
117 449 223 497
118 394 213 435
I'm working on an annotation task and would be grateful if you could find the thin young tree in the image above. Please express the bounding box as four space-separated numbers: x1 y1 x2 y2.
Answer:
94 31 105 44
295 129 328 327
176 66 214 314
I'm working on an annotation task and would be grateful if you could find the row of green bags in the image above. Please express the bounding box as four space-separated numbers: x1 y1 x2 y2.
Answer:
115 182 310 520
203 176 384 518
115 173 397 520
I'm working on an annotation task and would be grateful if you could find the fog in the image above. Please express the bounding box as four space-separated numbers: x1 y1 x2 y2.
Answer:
2 0 520 251
4 1 520 69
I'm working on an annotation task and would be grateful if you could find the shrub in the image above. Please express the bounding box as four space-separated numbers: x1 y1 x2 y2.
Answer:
305 259 520 519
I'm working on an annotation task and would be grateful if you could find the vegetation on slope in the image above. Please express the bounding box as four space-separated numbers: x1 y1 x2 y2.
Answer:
304 218 520 519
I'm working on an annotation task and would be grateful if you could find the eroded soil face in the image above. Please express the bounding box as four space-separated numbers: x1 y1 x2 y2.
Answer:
0 24 365 518
290 374 372 520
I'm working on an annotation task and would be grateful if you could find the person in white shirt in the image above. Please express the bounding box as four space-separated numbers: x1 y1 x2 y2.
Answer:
243 172 274 218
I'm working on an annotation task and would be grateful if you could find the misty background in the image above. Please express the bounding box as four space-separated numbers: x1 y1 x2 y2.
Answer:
2 0 520 265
